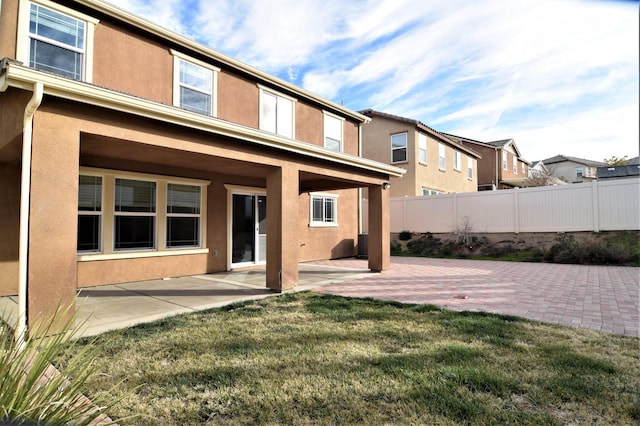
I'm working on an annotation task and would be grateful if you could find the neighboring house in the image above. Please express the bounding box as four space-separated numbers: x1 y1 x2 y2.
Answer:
527 161 567 186
0 0 404 329
443 133 530 190
597 164 640 180
359 110 480 197
540 155 606 183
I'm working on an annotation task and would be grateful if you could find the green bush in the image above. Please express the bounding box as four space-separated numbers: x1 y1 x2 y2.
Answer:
390 240 402 255
544 233 639 266
398 231 413 241
0 306 122 425
407 233 443 256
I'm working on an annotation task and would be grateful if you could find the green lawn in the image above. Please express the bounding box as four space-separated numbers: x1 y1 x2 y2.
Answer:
67 292 639 425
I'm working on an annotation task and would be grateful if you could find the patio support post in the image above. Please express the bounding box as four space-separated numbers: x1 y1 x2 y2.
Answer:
266 165 299 291
368 183 390 272
27 108 79 333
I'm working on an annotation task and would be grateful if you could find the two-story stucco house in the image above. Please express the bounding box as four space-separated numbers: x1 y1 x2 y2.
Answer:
0 0 404 332
359 110 480 197
443 133 530 191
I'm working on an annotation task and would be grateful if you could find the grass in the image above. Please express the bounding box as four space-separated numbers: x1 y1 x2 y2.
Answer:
64 292 640 425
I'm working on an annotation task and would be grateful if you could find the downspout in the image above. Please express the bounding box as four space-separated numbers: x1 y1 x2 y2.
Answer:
358 123 363 234
17 81 44 343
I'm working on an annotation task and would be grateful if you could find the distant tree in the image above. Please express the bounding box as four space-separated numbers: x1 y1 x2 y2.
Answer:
603 155 628 165
525 164 559 187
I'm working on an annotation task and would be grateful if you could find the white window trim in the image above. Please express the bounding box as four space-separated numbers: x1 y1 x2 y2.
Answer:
418 133 427 165
438 143 446 171
453 151 461 171
513 156 518 174
502 151 508 170
17 0 99 82
422 187 443 196
258 84 297 139
323 110 344 152
171 50 220 117
77 167 209 261
391 132 408 164
309 192 339 227
467 156 473 180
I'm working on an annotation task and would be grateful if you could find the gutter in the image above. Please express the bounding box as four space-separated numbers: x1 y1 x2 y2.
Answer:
16 81 44 343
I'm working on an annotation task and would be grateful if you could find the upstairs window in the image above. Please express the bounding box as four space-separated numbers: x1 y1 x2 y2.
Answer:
467 156 473 180
28 3 85 79
438 143 446 170
418 133 427 164
453 151 461 171
513 156 518 174
502 151 508 170
310 193 338 227
172 51 219 116
576 166 584 178
324 113 343 152
21 1 97 81
260 87 295 138
391 133 407 163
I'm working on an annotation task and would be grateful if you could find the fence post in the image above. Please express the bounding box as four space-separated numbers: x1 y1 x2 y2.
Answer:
592 181 600 232
403 196 408 231
513 187 520 233
452 193 458 231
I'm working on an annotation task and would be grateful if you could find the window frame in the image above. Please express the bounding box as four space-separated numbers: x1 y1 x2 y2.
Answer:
502 151 508 170
513 156 518 174
391 132 408 164
77 168 209 261
166 182 202 249
467 156 473 180
422 187 443 196
453 150 461 171
77 174 103 253
171 50 219 117
309 192 338 227
576 166 584 178
258 85 296 139
114 177 157 252
323 111 344 152
17 0 98 82
418 133 427 164
438 143 446 170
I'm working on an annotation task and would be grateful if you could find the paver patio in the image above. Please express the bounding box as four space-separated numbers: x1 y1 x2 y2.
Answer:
313 257 640 337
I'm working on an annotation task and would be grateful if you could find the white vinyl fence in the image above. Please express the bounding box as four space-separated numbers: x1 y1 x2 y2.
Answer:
363 178 640 233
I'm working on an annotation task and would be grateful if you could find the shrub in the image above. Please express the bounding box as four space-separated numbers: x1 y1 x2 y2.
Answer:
407 233 442 256
398 231 413 241
390 240 402 255
0 306 122 425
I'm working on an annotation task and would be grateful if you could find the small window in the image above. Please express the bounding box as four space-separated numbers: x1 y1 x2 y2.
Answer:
114 178 156 250
324 113 343 152
467 156 473 180
178 60 212 115
513 156 518 174
166 183 201 248
28 3 86 80
576 166 584 178
422 188 443 196
418 133 427 164
310 194 338 226
77 175 102 252
391 133 407 163
260 87 295 138
502 151 508 170
438 143 446 170
453 151 461 171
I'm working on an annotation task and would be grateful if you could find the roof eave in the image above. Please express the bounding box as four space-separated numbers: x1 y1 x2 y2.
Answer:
1 63 403 177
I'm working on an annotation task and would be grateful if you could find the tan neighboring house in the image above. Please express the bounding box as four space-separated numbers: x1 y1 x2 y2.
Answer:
444 133 530 190
359 110 480 197
0 0 404 331
540 155 606 184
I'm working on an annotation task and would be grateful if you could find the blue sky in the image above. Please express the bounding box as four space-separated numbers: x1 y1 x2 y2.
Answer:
107 0 638 163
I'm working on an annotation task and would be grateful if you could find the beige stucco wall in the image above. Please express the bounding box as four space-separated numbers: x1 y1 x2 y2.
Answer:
0 0 19 60
0 164 20 296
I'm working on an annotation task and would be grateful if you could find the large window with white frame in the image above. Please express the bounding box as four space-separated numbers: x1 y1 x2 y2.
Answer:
438 143 446 170
323 112 343 152
391 132 407 163
77 169 208 258
310 193 338 227
172 50 219 116
114 178 156 250
418 133 427 164
19 0 98 81
259 86 295 138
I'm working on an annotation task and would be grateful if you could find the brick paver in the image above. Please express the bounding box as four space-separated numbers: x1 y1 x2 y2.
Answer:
312 257 640 337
